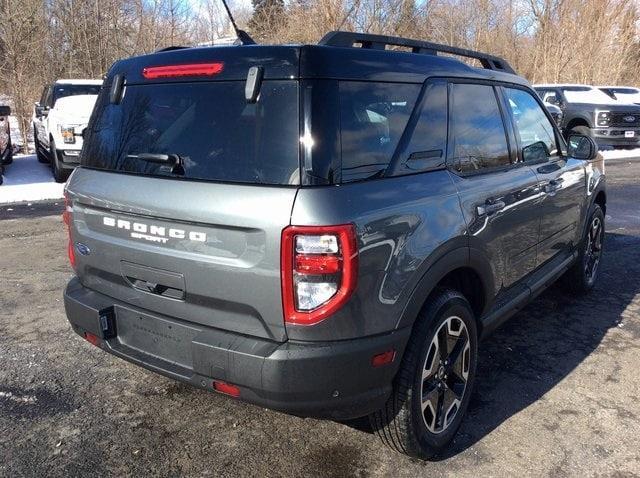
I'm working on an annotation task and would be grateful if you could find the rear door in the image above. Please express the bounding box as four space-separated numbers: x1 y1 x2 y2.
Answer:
447 82 542 291
502 86 586 265
68 78 301 342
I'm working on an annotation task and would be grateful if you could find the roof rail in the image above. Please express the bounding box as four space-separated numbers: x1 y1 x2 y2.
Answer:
318 31 515 75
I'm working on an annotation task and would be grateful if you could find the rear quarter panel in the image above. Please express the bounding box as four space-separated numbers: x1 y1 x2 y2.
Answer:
289 171 468 341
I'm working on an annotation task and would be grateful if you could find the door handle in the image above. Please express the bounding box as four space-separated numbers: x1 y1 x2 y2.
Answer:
477 200 506 216
545 178 564 193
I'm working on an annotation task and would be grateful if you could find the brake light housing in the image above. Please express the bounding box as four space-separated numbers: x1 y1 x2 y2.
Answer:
142 62 224 79
63 192 76 270
281 224 358 326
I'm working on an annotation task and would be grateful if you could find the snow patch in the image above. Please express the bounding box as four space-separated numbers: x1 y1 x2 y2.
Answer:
0 390 38 404
0 154 65 204
600 148 640 160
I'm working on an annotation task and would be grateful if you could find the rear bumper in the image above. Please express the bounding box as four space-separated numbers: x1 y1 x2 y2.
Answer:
63 277 410 420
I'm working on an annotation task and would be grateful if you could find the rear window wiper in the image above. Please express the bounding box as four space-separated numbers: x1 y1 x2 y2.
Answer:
126 153 185 175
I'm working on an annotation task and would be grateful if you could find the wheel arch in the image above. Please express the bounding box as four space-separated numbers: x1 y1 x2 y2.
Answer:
566 116 592 131
395 246 494 335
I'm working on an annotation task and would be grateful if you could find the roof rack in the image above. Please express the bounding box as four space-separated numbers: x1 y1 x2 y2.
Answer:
318 31 515 75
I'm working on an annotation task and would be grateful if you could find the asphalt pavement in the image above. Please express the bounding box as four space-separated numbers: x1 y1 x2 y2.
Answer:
1 159 639 477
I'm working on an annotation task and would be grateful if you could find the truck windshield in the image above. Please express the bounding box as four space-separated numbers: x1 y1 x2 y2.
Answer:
82 80 300 185
562 87 615 105
53 84 102 105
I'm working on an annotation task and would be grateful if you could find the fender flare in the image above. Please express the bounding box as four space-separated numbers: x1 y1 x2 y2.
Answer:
395 245 495 331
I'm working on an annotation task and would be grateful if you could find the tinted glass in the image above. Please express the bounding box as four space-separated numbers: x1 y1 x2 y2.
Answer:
401 82 448 171
83 81 300 185
339 82 420 182
53 84 102 106
449 83 510 173
505 88 558 163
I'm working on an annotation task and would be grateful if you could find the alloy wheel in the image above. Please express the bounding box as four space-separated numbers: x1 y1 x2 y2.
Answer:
420 316 471 434
583 215 603 283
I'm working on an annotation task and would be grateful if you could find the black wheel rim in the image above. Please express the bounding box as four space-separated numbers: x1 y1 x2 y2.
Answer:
420 316 470 434
583 215 603 284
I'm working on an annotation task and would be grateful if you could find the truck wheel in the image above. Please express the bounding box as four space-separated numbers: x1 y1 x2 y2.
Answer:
569 125 593 138
369 289 478 460
50 140 69 183
563 204 605 295
34 129 49 163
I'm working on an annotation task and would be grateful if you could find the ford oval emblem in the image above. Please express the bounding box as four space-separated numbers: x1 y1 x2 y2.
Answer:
75 242 91 256
624 115 636 122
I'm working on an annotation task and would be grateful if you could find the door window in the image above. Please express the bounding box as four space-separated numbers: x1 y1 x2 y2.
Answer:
449 83 510 173
505 88 558 163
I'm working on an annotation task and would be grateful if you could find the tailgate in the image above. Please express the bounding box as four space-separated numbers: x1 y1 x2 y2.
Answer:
66 168 296 342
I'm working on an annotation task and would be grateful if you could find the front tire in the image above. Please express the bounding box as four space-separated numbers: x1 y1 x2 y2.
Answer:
369 289 478 460
563 204 605 294
50 140 69 183
34 129 49 163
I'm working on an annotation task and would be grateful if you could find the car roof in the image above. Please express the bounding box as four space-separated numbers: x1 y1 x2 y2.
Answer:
54 79 103 85
108 43 529 87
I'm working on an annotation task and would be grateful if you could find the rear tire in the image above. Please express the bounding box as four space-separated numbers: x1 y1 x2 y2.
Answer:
368 289 478 460
563 204 605 295
50 139 69 183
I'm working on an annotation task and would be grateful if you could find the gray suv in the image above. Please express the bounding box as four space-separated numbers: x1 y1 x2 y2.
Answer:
63 32 606 459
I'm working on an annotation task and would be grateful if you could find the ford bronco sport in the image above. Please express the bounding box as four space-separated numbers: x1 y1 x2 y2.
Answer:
63 31 606 459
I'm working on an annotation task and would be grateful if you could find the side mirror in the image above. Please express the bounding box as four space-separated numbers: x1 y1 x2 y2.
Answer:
0 105 11 116
522 140 550 163
35 104 45 117
568 134 598 160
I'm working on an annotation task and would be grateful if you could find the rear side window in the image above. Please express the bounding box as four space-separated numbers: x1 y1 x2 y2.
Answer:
83 81 300 185
339 82 420 182
449 83 510 173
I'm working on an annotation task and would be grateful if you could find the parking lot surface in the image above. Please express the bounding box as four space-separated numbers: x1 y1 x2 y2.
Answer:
1 159 639 477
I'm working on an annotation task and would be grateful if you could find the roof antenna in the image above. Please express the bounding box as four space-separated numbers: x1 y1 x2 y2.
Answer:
221 0 256 45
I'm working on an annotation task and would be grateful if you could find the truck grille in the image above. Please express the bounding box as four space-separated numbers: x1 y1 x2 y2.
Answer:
609 113 640 127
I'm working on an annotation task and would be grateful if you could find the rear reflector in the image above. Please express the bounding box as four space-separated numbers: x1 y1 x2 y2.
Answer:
371 350 396 367
142 62 224 79
84 332 100 346
63 192 76 271
213 380 240 398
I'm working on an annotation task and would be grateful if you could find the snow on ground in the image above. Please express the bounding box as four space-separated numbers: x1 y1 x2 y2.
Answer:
0 154 65 205
600 148 640 160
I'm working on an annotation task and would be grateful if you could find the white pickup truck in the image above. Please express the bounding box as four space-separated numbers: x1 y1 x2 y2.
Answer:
32 79 102 182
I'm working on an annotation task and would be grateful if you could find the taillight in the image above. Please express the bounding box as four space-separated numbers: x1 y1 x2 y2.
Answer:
281 224 358 326
142 62 224 79
63 192 76 270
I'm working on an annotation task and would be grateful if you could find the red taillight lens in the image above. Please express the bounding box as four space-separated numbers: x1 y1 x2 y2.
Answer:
63 192 76 270
142 62 224 79
213 380 240 398
281 224 358 326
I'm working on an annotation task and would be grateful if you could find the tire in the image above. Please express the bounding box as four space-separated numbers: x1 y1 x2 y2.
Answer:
562 204 605 295
569 125 593 138
34 129 49 163
2 138 12 165
368 289 478 460
50 139 69 183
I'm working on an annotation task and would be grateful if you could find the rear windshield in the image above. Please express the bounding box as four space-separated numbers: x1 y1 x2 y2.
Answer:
83 81 300 185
